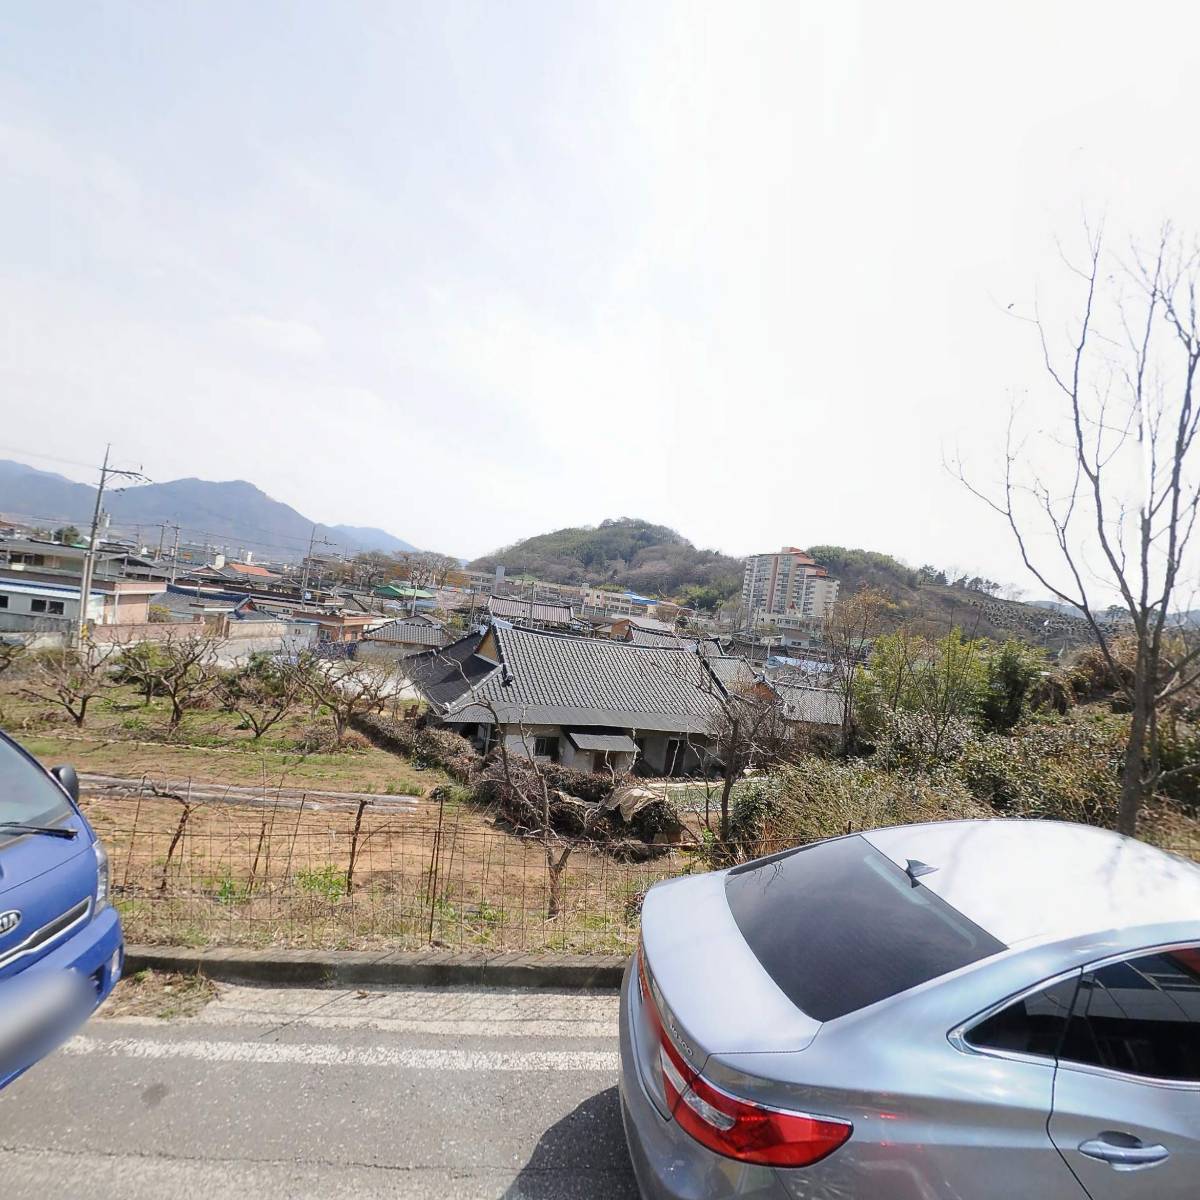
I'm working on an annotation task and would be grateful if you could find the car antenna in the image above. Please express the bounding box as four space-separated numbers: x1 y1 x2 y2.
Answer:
905 859 936 888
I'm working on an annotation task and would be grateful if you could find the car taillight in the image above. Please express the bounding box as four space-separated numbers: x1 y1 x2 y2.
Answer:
638 940 851 1168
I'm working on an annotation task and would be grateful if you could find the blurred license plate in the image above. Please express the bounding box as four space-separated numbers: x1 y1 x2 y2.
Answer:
0 969 92 1076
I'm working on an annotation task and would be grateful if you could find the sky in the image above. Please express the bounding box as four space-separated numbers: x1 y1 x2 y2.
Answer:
2 1 1199 588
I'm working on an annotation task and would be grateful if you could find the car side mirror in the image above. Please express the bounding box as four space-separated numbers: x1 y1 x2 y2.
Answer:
52 764 80 803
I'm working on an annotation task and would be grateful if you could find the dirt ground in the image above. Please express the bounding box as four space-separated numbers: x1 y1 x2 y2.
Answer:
99 969 219 1020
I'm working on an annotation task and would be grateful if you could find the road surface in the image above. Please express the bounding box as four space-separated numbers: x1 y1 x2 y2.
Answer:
0 981 636 1199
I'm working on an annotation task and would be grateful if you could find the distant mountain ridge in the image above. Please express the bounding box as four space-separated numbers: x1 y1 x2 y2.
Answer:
0 459 416 560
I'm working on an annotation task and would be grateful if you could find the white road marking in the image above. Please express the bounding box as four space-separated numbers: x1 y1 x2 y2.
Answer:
110 982 621 1040
63 1035 618 1073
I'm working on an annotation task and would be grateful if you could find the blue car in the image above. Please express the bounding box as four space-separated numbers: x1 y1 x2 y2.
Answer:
0 730 123 1089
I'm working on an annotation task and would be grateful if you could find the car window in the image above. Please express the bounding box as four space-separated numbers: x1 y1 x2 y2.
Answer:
967 976 1079 1058
0 736 74 829
1059 949 1200 1082
725 835 1006 1022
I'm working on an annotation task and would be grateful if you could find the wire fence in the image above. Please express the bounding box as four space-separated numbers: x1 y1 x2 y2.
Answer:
82 780 694 955
83 777 1200 956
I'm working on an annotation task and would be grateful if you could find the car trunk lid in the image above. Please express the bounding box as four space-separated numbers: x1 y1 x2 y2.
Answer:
640 870 822 1067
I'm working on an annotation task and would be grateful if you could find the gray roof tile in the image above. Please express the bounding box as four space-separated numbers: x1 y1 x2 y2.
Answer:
421 625 725 734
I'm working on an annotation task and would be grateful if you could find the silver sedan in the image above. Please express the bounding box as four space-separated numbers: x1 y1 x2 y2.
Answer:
619 819 1200 1199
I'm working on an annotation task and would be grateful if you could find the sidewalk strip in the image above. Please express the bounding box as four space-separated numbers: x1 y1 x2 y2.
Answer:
63 1035 618 1073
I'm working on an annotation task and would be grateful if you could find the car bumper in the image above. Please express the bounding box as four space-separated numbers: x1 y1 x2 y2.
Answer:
618 956 788 1200
0 905 123 1090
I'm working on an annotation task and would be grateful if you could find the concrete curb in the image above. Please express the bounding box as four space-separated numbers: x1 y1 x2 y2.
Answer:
125 945 627 990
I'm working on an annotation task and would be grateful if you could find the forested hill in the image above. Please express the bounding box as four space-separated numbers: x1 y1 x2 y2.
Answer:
807 546 1094 649
468 518 744 603
469 522 1090 646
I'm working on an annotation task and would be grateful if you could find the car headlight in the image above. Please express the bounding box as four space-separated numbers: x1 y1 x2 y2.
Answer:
94 840 110 911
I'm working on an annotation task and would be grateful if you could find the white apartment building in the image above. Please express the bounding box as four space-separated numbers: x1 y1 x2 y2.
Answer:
741 546 840 624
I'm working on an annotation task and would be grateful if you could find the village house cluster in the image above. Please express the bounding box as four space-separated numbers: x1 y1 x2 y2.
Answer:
0 522 844 776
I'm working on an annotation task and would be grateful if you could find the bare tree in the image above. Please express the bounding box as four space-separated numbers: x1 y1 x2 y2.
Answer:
156 632 223 730
960 226 1200 834
20 641 116 726
289 653 399 745
218 654 302 739
395 551 459 610
708 687 793 844
822 588 893 749
343 551 395 590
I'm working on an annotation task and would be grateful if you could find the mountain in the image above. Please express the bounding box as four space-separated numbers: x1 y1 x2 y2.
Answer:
0 459 415 562
469 518 744 602
0 460 97 523
327 525 416 554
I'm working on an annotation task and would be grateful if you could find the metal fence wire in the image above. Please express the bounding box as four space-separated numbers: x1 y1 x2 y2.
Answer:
83 781 692 955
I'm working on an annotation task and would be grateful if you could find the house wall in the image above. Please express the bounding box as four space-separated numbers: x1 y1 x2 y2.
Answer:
0 588 103 626
111 592 151 624
493 724 638 775
637 732 714 776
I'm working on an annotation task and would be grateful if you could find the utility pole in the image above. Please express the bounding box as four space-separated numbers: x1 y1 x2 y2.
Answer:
167 524 181 584
299 525 334 603
75 446 148 647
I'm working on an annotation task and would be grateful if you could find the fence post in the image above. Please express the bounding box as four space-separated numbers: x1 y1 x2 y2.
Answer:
282 794 305 885
426 789 446 945
247 818 269 896
123 774 146 889
158 778 194 893
346 799 369 895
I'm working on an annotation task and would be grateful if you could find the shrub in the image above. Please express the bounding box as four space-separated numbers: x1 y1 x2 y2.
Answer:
294 722 341 753
296 864 347 902
958 711 1126 826
981 640 1049 732
728 758 991 861
351 713 481 782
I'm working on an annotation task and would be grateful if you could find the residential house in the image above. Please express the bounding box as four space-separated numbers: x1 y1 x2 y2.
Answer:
407 624 743 776
357 618 452 663
0 575 161 633
770 681 843 731
485 595 577 631
290 609 382 644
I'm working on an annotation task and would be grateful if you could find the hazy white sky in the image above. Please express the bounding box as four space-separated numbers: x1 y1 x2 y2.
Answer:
2 1 1199 583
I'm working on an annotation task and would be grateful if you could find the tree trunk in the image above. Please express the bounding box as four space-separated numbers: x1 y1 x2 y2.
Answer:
719 759 737 844
1118 681 1152 835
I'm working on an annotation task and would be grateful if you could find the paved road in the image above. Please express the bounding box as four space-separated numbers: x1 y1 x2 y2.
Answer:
0 982 637 1199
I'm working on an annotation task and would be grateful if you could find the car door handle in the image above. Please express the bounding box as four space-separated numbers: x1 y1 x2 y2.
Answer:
1078 1135 1170 1170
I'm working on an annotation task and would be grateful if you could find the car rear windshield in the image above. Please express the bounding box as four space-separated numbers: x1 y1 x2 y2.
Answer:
725 835 1005 1021
0 737 74 830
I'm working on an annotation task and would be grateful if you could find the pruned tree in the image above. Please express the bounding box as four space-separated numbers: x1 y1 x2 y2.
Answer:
0 639 24 682
113 641 169 706
708 687 794 844
156 632 222 730
821 587 893 748
960 225 1200 834
20 641 116 726
218 653 302 739
289 653 399 745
